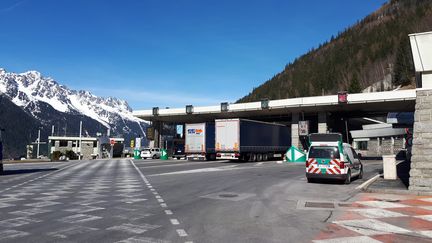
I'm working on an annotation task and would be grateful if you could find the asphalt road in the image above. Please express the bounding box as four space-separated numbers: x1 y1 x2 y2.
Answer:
0 159 383 243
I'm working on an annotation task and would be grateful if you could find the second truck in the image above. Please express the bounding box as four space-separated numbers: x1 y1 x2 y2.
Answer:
215 118 291 161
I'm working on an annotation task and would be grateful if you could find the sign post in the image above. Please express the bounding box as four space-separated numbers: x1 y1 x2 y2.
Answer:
299 121 309 136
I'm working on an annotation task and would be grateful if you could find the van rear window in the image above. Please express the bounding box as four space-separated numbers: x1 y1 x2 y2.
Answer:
309 146 340 159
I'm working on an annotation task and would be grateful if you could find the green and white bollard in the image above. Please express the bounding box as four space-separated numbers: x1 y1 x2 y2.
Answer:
160 149 168 160
285 146 306 163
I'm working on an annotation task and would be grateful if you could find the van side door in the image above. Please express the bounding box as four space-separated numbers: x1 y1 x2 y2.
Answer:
350 148 361 171
343 144 355 170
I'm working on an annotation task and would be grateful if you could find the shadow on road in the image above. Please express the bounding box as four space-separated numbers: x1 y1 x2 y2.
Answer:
1 168 58 176
397 159 410 188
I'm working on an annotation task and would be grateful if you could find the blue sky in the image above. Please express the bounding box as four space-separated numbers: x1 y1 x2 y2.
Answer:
0 0 387 110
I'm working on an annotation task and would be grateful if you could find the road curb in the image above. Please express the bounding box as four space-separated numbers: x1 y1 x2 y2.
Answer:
357 173 432 196
355 173 380 191
364 187 432 196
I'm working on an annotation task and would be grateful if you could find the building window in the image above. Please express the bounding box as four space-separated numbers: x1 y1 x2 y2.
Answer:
357 141 368 150
59 140 68 147
93 141 98 148
51 140 55 146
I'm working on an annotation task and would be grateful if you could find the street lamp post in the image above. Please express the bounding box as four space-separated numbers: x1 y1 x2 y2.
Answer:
79 121 82 160
37 128 41 158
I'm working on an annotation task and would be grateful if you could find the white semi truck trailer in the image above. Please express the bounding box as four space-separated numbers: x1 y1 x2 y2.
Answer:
185 122 216 160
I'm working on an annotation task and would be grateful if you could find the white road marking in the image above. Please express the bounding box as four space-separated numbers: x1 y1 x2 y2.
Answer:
9 208 52 216
0 162 80 194
0 230 30 240
357 201 408 209
420 206 432 211
176 229 188 237
350 208 407 218
313 236 381 243
47 226 98 239
0 217 41 227
24 201 61 208
58 214 102 223
116 236 171 243
418 231 432 238
333 218 411 235
149 165 240 176
170 219 180 225
107 223 160 234
414 215 432 222
129 160 191 241
136 160 221 169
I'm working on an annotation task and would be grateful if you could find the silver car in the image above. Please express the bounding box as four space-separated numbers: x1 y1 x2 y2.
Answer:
140 148 161 159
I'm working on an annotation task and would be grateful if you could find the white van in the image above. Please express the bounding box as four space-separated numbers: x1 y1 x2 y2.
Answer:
306 133 363 184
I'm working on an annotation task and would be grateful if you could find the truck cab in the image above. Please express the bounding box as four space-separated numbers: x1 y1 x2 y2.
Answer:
305 133 363 184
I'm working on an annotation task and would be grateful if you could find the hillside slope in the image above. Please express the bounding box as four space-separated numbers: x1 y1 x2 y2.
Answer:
0 95 42 159
238 0 432 103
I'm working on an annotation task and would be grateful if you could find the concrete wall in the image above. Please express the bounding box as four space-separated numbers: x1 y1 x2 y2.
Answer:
355 137 405 157
81 141 94 160
51 139 98 160
410 89 432 191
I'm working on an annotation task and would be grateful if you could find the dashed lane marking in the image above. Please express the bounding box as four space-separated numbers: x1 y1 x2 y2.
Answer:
176 229 188 237
129 160 191 241
170 219 180 225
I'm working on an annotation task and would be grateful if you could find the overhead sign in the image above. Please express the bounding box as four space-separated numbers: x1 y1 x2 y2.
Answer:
298 121 309 136
130 139 135 148
146 127 154 140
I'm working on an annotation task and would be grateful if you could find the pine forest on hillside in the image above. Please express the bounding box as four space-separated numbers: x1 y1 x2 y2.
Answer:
238 0 432 103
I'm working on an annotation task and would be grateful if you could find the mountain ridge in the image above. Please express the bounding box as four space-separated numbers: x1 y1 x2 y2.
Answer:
0 68 148 158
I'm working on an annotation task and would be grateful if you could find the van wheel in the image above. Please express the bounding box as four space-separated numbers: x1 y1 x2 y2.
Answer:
358 165 363 179
345 170 352 184
152 155 156 159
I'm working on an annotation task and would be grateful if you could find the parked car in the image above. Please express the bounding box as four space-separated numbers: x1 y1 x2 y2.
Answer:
306 133 363 184
173 145 186 160
140 148 161 159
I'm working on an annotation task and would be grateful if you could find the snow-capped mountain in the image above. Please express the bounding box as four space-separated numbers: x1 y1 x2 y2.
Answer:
0 68 147 140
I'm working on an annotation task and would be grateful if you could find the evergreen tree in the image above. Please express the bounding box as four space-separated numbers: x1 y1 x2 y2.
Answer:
348 73 362 93
393 37 414 87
